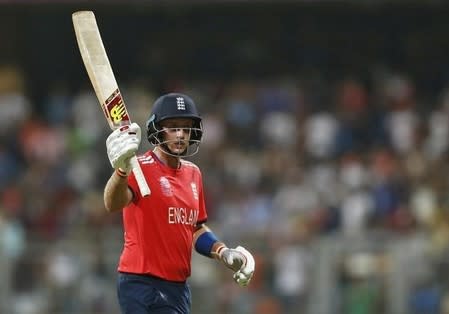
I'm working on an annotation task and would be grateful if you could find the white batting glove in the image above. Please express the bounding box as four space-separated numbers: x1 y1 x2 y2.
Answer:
220 246 255 287
106 123 141 175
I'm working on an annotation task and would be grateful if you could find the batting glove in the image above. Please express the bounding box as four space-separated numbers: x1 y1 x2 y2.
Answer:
219 246 255 287
106 123 141 175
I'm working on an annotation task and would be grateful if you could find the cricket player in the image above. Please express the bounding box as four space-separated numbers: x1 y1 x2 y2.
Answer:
104 93 255 314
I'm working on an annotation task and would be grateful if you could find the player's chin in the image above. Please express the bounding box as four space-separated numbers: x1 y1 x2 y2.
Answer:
169 145 188 155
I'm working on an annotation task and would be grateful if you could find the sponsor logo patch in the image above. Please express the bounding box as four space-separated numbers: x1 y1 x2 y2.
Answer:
159 176 173 197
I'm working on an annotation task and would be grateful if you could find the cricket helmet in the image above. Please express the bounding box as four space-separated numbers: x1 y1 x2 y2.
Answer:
146 93 203 155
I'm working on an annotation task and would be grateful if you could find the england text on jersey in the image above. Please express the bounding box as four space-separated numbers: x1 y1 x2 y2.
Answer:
168 207 199 225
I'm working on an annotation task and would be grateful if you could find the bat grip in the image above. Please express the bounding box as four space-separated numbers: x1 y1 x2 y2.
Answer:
130 156 151 197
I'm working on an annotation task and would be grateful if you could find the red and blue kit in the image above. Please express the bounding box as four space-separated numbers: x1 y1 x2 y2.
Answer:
118 151 207 282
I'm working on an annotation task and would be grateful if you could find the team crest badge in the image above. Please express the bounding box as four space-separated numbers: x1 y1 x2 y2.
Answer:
191 183 198 200
176 97 185 110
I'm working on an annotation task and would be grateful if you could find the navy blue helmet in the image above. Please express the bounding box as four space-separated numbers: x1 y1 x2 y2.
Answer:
146 93 203 154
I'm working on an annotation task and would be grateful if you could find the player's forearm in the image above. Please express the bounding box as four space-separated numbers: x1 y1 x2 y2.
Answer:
193 224 226 258
104 170 132 212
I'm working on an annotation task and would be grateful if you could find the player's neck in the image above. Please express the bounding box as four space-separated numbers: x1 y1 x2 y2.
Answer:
153 147 181 169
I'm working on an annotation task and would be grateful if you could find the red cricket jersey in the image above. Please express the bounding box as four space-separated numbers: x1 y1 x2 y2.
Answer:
117 151 208 282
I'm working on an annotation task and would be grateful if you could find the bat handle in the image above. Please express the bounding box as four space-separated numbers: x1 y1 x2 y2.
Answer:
130 155 151 197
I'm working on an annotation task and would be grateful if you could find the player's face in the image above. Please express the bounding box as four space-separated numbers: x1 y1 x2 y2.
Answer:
160 118 194 155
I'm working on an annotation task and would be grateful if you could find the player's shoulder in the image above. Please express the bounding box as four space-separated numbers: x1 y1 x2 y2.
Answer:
181 159 200 171
137 151 157 165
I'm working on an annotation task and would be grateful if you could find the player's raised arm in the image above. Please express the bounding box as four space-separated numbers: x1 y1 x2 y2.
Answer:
73 11 150 197
103 123 141 212
193 224 255 287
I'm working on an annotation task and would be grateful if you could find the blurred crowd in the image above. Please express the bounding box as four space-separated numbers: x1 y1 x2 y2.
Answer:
1 62 449 314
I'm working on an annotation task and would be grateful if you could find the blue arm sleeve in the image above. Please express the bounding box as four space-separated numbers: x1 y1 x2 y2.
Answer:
195 231 219 258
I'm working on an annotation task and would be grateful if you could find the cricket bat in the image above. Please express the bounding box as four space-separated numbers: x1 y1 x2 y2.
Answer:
72 10 151 197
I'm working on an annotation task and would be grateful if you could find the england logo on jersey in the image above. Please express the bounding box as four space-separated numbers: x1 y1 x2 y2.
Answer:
191 183 198 200
159 177 173 197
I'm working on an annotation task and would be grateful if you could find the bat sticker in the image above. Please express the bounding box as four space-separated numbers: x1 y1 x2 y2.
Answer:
104 89 129 125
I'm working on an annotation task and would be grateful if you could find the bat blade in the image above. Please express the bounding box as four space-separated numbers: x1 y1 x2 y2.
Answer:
72 10 150 197
72 11 130 130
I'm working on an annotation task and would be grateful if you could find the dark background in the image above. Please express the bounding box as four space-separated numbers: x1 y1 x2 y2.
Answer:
1 2 449 104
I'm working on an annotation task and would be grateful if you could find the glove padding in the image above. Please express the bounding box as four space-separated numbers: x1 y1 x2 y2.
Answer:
106 123 141 174
220 246 255 287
